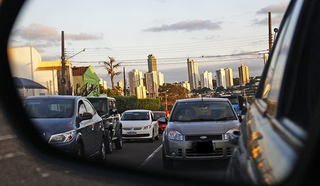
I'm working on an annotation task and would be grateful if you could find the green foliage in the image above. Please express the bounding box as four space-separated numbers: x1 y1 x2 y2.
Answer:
138 98 162 111
113 96 138 113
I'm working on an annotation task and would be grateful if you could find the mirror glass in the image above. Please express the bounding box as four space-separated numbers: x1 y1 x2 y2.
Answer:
7 0 288 184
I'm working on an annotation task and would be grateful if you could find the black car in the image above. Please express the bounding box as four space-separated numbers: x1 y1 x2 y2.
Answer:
23 96 107 161
225 0 320 185
86 96 123 154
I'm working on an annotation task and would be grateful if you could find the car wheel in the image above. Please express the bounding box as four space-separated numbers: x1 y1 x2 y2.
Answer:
77 142 84 159
105 129 113 154
114 127 123 149
99 138 107 161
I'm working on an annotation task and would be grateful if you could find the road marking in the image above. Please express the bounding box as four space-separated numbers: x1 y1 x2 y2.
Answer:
0 152 25 160
139 144 162 169
0 134 16 141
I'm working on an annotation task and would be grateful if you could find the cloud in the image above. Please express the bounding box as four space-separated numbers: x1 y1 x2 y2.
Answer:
143 20 222 32
11 23 103 47
256 2 290 14
251 14 284 26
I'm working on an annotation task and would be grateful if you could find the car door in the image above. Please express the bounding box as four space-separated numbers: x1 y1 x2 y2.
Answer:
83 99 103 155
150 111 159 136
239 0 313 185
77 100 96 157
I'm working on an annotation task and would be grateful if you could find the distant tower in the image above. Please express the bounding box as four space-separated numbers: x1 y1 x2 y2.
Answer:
216 68 226 89
148 54 157 72
200 71 213 89
187 58 199 90
238 64 250 86
224 67 234 88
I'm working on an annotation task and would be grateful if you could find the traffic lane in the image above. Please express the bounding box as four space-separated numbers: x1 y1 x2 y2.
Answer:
102 138 163 169
142 146 230 183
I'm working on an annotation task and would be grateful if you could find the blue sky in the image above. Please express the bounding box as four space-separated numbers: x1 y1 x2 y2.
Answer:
10 0 290 87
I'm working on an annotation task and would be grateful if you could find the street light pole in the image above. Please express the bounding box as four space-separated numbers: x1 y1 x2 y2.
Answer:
60 31 86 95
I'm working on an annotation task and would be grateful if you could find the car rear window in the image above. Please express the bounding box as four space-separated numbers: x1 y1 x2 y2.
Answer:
121 112 150 120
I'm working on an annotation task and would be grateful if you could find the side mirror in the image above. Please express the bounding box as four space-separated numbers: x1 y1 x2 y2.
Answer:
226 129 240 145
78 112 93 122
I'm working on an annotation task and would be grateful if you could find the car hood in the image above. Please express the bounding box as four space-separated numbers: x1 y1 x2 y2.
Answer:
30 118 75 136
167 120 239 135
121 120 151 127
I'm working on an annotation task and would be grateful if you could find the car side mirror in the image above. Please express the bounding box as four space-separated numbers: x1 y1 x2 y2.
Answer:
77 112 93 123
227 130 240 145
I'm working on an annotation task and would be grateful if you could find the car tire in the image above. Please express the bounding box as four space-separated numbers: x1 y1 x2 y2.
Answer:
77 142 84 159
114 126 123 149
99 138 107 161
105 129 113 154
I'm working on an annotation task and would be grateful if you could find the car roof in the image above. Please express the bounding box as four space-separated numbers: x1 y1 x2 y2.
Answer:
124 109 151 112
176 97 229 103
86 96 115 101
24 95 83 100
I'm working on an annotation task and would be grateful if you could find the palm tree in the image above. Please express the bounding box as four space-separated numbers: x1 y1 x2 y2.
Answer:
102 57 121 89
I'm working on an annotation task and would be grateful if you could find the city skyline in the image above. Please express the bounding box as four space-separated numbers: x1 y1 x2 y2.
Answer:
9 0 288 87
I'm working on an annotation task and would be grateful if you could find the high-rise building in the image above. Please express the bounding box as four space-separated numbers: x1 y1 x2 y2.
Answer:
216 68 226 88
158 72 164 86
145 71 159 98
238 63 250 86
128 69 144 96
200 71 213 89
147 54 157 72
187 58 199 90
224 67 234 88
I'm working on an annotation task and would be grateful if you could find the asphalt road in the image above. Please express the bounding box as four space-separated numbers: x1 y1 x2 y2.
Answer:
0 110 229 185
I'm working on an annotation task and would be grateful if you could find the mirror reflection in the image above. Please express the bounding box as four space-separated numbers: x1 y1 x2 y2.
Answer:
7 0 291 184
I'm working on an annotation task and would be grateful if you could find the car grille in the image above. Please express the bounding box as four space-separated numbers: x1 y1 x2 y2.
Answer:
185 135 222 141
122 134 149 137
122 127 143 130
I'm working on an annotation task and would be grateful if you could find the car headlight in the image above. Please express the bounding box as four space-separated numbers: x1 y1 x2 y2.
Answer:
167 129 183 141
142 124 152 130
224 127 239 140
49 130 76 144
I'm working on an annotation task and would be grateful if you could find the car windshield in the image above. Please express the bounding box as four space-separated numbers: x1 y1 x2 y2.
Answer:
121 112 149 120
23 98 74 118
170 101 236 122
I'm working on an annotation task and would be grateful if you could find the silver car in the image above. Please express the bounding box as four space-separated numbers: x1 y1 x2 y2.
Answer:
162 98 241 169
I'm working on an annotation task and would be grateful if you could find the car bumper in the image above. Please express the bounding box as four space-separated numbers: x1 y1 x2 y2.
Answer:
163 139 233 160
122 128 153 139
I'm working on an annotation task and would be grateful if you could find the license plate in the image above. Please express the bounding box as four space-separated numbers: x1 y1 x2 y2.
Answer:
127 131 136 135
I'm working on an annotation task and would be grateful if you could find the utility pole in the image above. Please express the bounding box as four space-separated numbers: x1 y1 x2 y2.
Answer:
123 67 126 96
60 31 66 95
268 12 273 50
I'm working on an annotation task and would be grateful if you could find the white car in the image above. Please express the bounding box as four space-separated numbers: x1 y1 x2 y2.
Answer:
121 109 159 142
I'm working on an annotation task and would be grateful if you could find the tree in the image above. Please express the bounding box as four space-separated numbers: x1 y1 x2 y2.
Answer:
102 57 121 89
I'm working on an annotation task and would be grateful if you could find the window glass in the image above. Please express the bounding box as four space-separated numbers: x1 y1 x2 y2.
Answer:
265 2 302 117
78 103 86 116
84 100 95 115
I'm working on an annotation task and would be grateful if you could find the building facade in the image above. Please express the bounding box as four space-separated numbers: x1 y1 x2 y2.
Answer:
200 71 213 89
224 67 234 88
216 68 227 89
145 71 159 98
128 69 145 96
187 58 199 90
147 54 157 72
238 63 250 86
